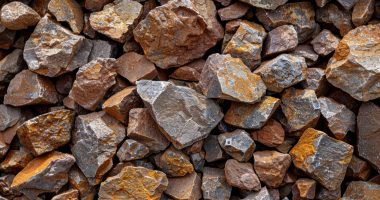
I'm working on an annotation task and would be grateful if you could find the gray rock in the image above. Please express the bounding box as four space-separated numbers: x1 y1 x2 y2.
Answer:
300 68 328 96
242 187 271 200
204 135 226 163
0 49 24 83
89 39 117 61
116 139 149 161
290 45 319 66
0 105 21 131
337 0 358 10
263 25 298 57
218 129 255 162
201 167 232 200
311 29 340 56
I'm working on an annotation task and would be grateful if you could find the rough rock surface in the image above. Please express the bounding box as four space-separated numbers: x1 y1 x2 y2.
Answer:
48 0 83 34
116 52 157 84
155 146 194 177
316 3 353 36
242 187 271 200
342 181 380 200
218 129 255 162
352 0 375 27
201 167 232 200
0 105 21 132
292 178 316 200
68 166 96 200
0 2 40 30
0 148 33 173
290 45 319 66
116 139 149 161
263 25 298 57
300 68 327 96
218 2 249 21
311 29 340 56
347 155 372 181
203 135 226 163
239 0 287 10
251 119 285 147
0 49 24 83
165 172 202 200
225 159 261 191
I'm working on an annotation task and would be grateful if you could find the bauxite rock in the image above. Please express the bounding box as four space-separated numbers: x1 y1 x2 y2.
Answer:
352 0 375 27
133 0 224 68
218 129 255 162
201 167 232 200
165 172 202 200
263 25 298 57
311 29 340 56
251 119 285 147
291 178 316 200
48 0 83 34
0 49 24 84
116 52 157 84
116 139 149 161
342 181 380 199
238 0 287 10
155 146 194 177
290 128 353 190
0 2 40 30
224 159 261 191
0 104 21 131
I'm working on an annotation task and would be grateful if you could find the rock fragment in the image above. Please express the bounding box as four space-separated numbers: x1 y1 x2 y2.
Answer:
352 0 375 27
165 172 202 200
238 0 287 10
218 129 255 162
347 155 372 181
68 166 96 200
116 52 157 84
48 0 83 34
51 189 79 200
116 139 149 162
89 39 117 61
300 68 327 96
218 2 250 21
0 49 24 84
201 167 232 200
316 3 353 36
203 135 226 163
169 59 204 82
311 29 340 56
251 119 285 147
0 28 16 50
0 105 21 131
0 122 20 159
342 181 380 199
0 2 40 30
263 25 298 57
155 146 194 177
292 179 316 200
225 159 261 191
0 148 33 173
316 187 341 200
337 0 358 10
242 186 271 200
290 45 318 66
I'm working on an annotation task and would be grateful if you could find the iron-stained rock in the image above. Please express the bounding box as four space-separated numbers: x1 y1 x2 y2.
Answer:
218 129 255 162
251 119 285 148
0 148 33 173
0 2 40 30
117 139 149 162
292 178 316 200
201 167 232 200
238 0 287 10
316 3 353 36
218 2 249 21
300 68 327 96
155 146 194 177
0 49 24 84
342 181 380 200
347 155 372 181
352 0 375 27
169 59 204 82
290 45 319 67
316 187 341 200
0 122 20 159
263 25 298 57
116 52 157 84
311 29 340 56
68 166 96 200
225 159 261 191
165 172 202 200
48 0 83 34
0 105 20 131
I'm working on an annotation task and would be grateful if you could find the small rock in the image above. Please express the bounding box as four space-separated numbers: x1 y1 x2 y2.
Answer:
290 45 319 66
347 155 372 181
48 0 83 34
239 0 287 10
89 39 118 61
263 25 298 57
292 178 316 200
311 29 340 56
85 0 112 11
218 129 255 162
300 68 328 96
191 152 205 172
242 186 271 200
0 148 33 173
55 74 74 95
275 138 296 154
315 0 330 7
116 52 157 84
352 0 375 27
204 135 227 163
0 49 24 84
0 2 40 30
68 166 96 200
165 172 202 200
342 181 380 199
201 167 232 200
316 3 353 36
169 59 204 82
225 159 261 191
337 0 358 10
116 139 149 161
0 105 21 131
0 122 20 159
51 189 79 200
155 146 194 177
0 28 16 50
251 119 285 147
316 187 341 200
218 2 250 21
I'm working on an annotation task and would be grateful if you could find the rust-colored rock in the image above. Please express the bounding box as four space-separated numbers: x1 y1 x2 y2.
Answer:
155 146 194 177
68 166 96 200
352 0 375 27
0 148 33 173
165 172 202 200
311 29 340 56
116 139 149 161
290 45 319 66
342 181 380 200
218 2 249 21
251 119 285 148
263 25 298 57
116 52 157 84
48 0 84 34
300 68 328 96
169 59 204 82
347 155 372 181
0 2 40 30
201 167 232 200
218 129 255 162
316 3 353 36
292 178 316 200
239 0 287 10
225 159 261 191
51 189 79 200
0 49 24 84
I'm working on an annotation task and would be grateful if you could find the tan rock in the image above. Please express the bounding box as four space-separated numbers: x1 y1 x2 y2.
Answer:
352 0 375 27
225 159 261 191
48 0 84 34
51 189 79 200
116 52 157 84
218 2 250 21
165 172 202 200
263 25 298 57
292 178 316 200
311 29 340 56
0 148 33 173
201 167 232 200
0 2 40 30
155 146 194 177
251 119 285 148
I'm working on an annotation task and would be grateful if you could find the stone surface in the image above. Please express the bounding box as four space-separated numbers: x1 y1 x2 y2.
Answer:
316 3 353 36
155 146 194 177
116 139 149 161
337 0 358 10
225 159 261 191
69 58 117 111
55 74 74 95
352 0 375 27
290 45 319 67
218 2 249 21
0 49 24 84
133 0 224 68
0 105 21 131
0 28 16 50
89 0 143 43
242 186 271 200
292 179 316 200
4 70 58 106
0 122 20 159
203 135 226 163
16 109 74 156
239 0 287 10
201 167 232 200
48 0 83 34
116 52 157 84
0 148 33 173
300 68 327 96
89 39 117 61
10 151 75 199
326 24 380 101
51 189 79 200
290 128 353 190
315 0 330 7
316 187 341 200
218 129 255 162
137 80 223 149
251 119 285 147
263 25 298 57
165 172 202 200
224 96 280 129
0 2 40 30
342 181 380 200
169 59 204 82
347 155 372 181
71 111 125 185
68 166 96 200
85 0 112 11
311 29 340 56
99 166 168 200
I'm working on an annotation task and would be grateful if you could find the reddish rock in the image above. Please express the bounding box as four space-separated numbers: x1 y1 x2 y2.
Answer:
218 129 255 162
85 0 112 11
0 105 21 131
342 181 380 199
251 119 285 147
116 52 157 84
0 148 33 173
0 2 40 30
48 0 84 34
165 172 202 200
0 122 20 159
263 25 298 57
51 189 79 200
225 159 261 191
169 59 204 82
218 2 250 21
311 29 340 56
292 178 317 200
352 0 375 27
201 167 232 200
347 155 372 181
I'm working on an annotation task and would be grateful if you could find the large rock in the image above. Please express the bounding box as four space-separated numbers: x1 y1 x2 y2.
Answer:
48 0 84 34
0 49 24 84
136 80 223 149
352 0 375 27
326 24 380 101
165 172 202 200
238 0 287 10
133 0 224 68
201 167 232 200
342 181 380 200
218 129 255 162
0 105 21 131
0 2 40 30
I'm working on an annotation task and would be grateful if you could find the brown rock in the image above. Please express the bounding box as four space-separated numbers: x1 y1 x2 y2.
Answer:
218 2 249 21
116 52 157 84
155 146 194 177
342 181 380 200
0 122 20 159
218 129 255 162
0 28 16 50
316 187 341 200
116 139 149 161
55 74 74 95
225 159 261 191
292 178 316 200
83 13 96 38
337 0 358 10
204 135 227 163
263 25 298 57
328 88 359 111
239 0 287 10
51 189 79 200
242 186 272 200
352 0 375 27
48 0 83 34
0 104 21 131
68 166 96 200
169 59 204 82
0 49 24 84
347 155 372 181
201 167 232 200
290 45 319 67
0 175 16 198
300 68 328 96
165 172 202 200
315 0 330 7
316 3 353 36
85 0 112 11
251 119 285 148
0 2 40 30
0 148 33 173
311 29 340 56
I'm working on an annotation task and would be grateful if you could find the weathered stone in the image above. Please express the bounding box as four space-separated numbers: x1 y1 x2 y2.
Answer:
99 166 168 200
347 155 372 181
71 111 125 185
292 179 316 200
242 187 271 200
203 135 226 163
116 139 149 162
68 166 96 200
116 52 157 84
218 129 255 162
0 148 33 173
11 151 75 199
290 45 319 67
17 109 74 156
238 0 287 10
190 152 205 172
201 167 232 200
316 3 353 36
90 0 142 43
184 140 204 155
0 28 16 50
343 181 380 200
328 88 359 111
89 39 118 61
218 2 249 21
51 189 79 200
0 49 24 84
137 80 223 149
316 187 341 200
85 0 112 11
0 2 40 30
337 0 358 10
170 59 204 82
326 24 380 101
251 119 285 148
318 97 355 140
133 0 224 68
155 146 194 177
165 172 202 200
83 13 96 38
0 105 21 131
69 58 117 111
223 21 266 69
48 0 83 34
315 0 330 7
224 96 280 129
290 128 353 190
0 122 20 159
0 175 16 197
263 25 298 57
225 159 261 191
300 68 327 97
4 70 58 106
253 151 291 188
281 88 320 132
352 0 375 27
311 29 340 56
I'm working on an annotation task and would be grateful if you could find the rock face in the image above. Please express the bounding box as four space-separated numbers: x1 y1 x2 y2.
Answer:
99 166 168 200
133 0 224 68
300 68 327 96
155 146 194 177
311 29 340 56
203 135 226 163
0 49 24 83
263 25 298 57
347 155 372 181
0 105 21 131
224 159 261 191
201 167 232 200
24 15 92 77
251 119 285 147
165 172 202 200
242 187 271 200
48 0 84 34
136 80 223 149
290 128 353 190
68 166 96 200
116 139 149 161
342 181 380 199
10 151 75 199
0 2 40 30
200 53 266 103
116 52 157 84
326 24 380 101
71 112 125 185
218 129 255 162
239 0 287 10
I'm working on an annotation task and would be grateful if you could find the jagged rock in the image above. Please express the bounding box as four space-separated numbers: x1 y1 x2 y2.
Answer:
225 159 261 191
352 0 375 27
347 155 372 181
337 0 358 10
0 49 24 84
326 24 380 101
48 0 83 34
51 189 79 200
169 59 204 82
342 181 380 199
68 166 96 200
203 135 226 163
0 105 21 131
133 0 224 68
292 179 316 200
300 68 328 96
0 148 33 173
242 187 271 200
0 121 20 159
218 2 249 21
316 3 353 36
89 39 117 61
218 129 255 162
165 172 202 200
55 74 74 95
0 2 40 30
69 58 117 111
71 111 125 185
311 29 340 56
290 128 353 190
201 167 232 200
136 80 223 149
10 151 75 199
116 52 157 84
238 0 287 10
290 45 319 66
251 119 285 147
263 25 298 57
224 96 280 129
155 146 194 177
190 152 205 172
116 139 149 161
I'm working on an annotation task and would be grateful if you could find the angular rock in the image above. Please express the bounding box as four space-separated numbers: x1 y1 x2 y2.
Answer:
17 109 74 156
133 0 224 68
225 159 261 191
69 58 117 111
137 80 223 149
4 70 58 106
89 39 117 61
300 68 328 96
352 0 375 27
224 96 280 129
242 186 271 200
71 111 125 185
0 175 16 198
201 167 232 200
263 25 298 57
0 49 24 84
204 135 226 163
290 45 319 67
0 148 33 173
253 151 291 188
190 152 205 172
316 3 353 36
0 2 40 30
342 181 380 199
316 187 341 200
99 166 168 200
311 29 340 56
326 24 380 101
239 0 287 10
251 119 285 148
48 0 83 34
116 52 157 84
169 59 204 82
218 2 250 21
0 121 20 159
290 128 354 190
0 105 21 131
292 178 316 200
68 166 96 200
10 151 75 199
155 146 194 177
347 155 372 181
218 129 255 162
116 139 149 162
337 0 358 10
51 189 79 200
85 0 112 11
165 172 202 200
55 74 74 95
328 88 359 111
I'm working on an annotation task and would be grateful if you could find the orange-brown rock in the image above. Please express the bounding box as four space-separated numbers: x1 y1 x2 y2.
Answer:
0 2 40 30
201 167 232 200
169 59 204 82
292 178 316 200
342 181 380 199
116 52 157 84
155 146 194 177
218 2 250 21
347 155 372 181
68 166 96 200
0 148 33 173
352 0 375 27
251 119 285 147
0 175 16 198
165 172 202 200
51 189 79 200
48 0 83 34
311 29 340 56
225 159 261 191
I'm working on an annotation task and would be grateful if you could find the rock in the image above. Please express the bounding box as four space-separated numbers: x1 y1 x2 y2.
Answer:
255 54 307 93
316 3 353 36
16 109 74 156
10 151 75 199
99 166 168 200
116 139 149 161
83 13 96 38
190 152 205 172
251 119 285 147
337 0 358 10
165 172 202 200
328 88 359 111
68 166 96 200
0 148 33 173
253 151 291 188
136 80 223 149
290 45 319 66
69 58 117 111
55 74 74 95
0 2 40 30
218 2 250 21
290 128 353 190
263 25 298 57
342 181 380 199
155 146 194 177
133 0 224 68
292 179 316 200
116 52 157 84
318 97 356 140
0 122 20 159
24 15 92 77
347 155 372 181
201 167 232 200
89 0 143 43
0 105 21 131
326 24 380 101
242 187 271 200
281 88 320 132
85 0 112 11
352 0 375 27
357 102 380 172
218 129 255 162
48 0 83 34
127 108 170 153
0 175 16 197
238 0 287 10
315 0 330 7
300 68 328 96
51 189 79 200
225 159 261 191
224 96 280 129
204 135 226 163
223 21 266 69
4 70 58 106
316 187 341 200
169 59 204 82
0 49 24 84
89 39 117 61
71 111 125 185
311 29 340 56
0 28 16 50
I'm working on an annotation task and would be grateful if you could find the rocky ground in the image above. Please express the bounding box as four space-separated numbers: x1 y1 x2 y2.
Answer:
0 0 380 199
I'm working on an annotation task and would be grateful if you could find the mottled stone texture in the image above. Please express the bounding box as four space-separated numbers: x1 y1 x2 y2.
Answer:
0 2 40 30
218 129 255 162
239 0 287 10
201 167 232 200
48 0 83 34
342 181 380 200
225 159 261 191
155 146 194 177
263 25 298 57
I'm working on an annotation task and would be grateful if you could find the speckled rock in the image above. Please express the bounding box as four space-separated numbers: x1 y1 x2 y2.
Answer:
155 146 194 177
311 29 340 56
225 159 261 191
218 129 255 162
0 2 40 30
48 0 83 34
300 68 327 96
292 178 316 200
251 119 285 148
165 172 202 200
352 0 375 27
239 0 287 10
0 105 21 132
201 167 232 200
0 49 24 84
341 181 380 200
116 52 157 84
116 139 149 162
263 25 298 57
